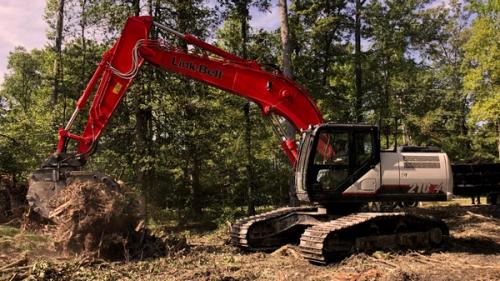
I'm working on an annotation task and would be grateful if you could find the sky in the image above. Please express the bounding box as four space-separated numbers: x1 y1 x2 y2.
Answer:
0 0 47 84
0 0 281 85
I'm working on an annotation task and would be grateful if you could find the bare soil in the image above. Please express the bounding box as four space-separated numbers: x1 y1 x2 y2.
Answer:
1 204 499 281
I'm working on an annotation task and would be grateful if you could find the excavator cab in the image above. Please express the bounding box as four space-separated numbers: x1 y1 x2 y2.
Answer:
294 124 380 205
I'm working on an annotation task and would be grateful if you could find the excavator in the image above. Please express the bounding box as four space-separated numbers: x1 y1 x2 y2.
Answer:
27 16 451 264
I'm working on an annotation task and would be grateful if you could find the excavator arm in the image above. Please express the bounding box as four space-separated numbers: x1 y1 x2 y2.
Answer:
28 16 329 219
58 16 324 166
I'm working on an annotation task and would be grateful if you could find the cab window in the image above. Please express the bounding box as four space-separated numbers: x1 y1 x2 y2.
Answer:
310 128 376 192
354 132 373 167
314 132 349 165
313 131 350 190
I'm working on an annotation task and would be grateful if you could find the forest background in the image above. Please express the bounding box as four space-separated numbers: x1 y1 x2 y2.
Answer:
0 0 498 222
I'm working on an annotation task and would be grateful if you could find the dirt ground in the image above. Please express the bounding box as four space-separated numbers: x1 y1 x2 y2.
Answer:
0 204 499 281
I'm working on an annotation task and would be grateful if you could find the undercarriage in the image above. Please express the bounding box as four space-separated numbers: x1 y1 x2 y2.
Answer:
231 207 448 264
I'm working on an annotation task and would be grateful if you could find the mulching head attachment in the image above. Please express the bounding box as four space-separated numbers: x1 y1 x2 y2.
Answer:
27 168 70 219
27 161 119 220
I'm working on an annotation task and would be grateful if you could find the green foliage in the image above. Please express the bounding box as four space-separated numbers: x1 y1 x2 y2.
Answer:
289 0 354 121
462 0 499 160
0 47 56 179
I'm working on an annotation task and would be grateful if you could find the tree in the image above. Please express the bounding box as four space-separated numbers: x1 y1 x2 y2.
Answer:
218 0 271 215
279 0 293 79
353 0 366 123
53 0 65 107
363 0 448 148
416 0 472 160
462 0 500 160
0 48 56 178
288 0 352 122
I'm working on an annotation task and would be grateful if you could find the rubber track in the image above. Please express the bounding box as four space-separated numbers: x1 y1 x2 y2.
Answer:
299 212 440 264
230 206 315 250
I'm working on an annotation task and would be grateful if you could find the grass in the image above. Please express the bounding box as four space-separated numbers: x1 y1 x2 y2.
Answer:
24 233 49 243
0 225 50 255
0 225 19 237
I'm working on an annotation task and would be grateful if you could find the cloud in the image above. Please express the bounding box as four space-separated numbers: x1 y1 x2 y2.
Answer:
0 0 47 85
428 0 452 9
250 3 280 32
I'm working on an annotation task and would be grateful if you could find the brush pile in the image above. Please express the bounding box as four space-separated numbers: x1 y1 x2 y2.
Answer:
47 180 141 259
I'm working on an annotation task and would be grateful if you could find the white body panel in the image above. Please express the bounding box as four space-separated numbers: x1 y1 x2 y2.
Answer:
343 149 453 200
342 163 381 195
398 152 452 197
381 152 400 187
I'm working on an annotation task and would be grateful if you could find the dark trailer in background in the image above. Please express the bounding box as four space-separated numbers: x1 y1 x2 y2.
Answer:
452 163 500 204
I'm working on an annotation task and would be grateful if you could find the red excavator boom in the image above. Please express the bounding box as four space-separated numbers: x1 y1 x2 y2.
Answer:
57 16 324 165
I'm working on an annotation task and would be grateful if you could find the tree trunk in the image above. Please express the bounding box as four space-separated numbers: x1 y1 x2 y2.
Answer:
279 0 293 79
321 0 332 87
291 0 302 57
132 0 140 16
497 122 500 159
380 56 391 150
191 155 203 216
147 0 153 15
244 103 255 215
354 0 363 123
240 4 248 60
132 0 153 221
73 0 87 123
237 1 255 216
279 0 299 207
79 0 87 85
52 0 65 107
174 1 204 217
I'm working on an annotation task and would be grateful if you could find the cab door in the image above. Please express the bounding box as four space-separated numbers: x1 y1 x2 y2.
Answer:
303 125 380 203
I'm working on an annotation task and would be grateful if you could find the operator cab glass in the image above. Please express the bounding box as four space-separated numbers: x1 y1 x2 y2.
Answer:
313 131 350 190
295 124 380 204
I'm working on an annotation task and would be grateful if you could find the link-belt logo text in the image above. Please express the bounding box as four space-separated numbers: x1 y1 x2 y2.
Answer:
171 57 223 79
